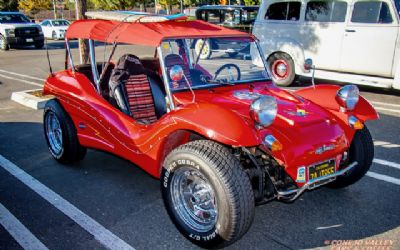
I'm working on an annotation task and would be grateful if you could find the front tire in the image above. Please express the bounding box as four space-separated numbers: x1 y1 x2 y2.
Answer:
44 100 87 164
161 140 254 248
267 53 296 87
34 42 44 49
0 34 9 51
328 126 374 188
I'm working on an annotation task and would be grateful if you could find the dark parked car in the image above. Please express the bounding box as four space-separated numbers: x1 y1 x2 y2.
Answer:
194 5 259 59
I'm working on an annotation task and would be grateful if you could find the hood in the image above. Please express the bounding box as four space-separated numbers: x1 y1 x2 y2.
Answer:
1 23 41 29
50 25 69 30
173 82 350 179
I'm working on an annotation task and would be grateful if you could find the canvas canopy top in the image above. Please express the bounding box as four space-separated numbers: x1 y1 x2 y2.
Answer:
66 18 253 47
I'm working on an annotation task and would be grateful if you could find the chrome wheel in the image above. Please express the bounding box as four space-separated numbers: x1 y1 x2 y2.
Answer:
170 167 218 232
45 111 63 155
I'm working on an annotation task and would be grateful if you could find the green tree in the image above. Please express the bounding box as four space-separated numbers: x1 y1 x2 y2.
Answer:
158 0 178 14
0 0 19 11
18 0 51 13
90 0 136 10
243 0 259 6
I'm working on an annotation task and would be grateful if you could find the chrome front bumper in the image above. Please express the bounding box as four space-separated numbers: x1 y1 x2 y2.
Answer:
276 161 358 202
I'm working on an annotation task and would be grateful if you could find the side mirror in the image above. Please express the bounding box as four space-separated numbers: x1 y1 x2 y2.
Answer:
169 65 184 82
304 58 313 71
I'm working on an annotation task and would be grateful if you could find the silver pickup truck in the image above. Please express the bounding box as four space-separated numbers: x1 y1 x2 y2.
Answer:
0 12 44 50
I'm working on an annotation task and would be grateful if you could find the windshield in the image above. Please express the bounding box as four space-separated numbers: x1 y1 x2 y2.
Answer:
0 13 30 23
160 37 269 91
52 20 70 26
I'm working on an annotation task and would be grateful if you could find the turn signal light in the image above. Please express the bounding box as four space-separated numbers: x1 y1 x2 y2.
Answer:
349 115 364 130
264 135 283 151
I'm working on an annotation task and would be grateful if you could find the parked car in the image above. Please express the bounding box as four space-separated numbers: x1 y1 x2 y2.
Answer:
0 11 44 50
40 19 70 40
42 11 378 248
194 5 259 59
252 0 400 89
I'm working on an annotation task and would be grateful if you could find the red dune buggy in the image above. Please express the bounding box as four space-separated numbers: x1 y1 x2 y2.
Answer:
42 13 378 248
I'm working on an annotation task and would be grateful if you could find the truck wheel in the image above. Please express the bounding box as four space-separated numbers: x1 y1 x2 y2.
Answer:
35 42 44 49
195 39 212 59
43 100 87 164
161 140 254 248
328 126 374 189
268 53 296 87
0 34 9 51
52 31 58 40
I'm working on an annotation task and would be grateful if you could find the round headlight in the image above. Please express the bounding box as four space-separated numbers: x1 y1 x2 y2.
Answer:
336 85 359 111
250 96 277 127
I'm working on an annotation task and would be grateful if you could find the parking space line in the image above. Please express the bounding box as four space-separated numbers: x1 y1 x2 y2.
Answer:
374 107 400 114
0 154 135 250
370 101 400 108
366 171 400 186
0 69 44 82
0 73 43 87
0 203 49 250
373 158 400 170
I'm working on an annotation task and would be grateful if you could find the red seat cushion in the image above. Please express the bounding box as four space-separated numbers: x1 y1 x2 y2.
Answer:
124 74 157 124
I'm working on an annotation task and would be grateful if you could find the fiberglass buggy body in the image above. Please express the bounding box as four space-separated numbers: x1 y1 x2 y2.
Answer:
42 12 378 248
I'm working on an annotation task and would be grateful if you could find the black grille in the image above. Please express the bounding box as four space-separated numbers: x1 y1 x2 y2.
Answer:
15 27 39 37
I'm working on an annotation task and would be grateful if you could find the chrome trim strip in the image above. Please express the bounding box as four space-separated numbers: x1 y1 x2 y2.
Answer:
157 46 175 110
277 161 358 201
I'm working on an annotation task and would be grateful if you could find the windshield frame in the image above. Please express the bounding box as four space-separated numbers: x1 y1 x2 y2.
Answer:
159 36 271 91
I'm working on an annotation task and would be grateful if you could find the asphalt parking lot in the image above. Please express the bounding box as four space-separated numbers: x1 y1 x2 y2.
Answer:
0 40 399 250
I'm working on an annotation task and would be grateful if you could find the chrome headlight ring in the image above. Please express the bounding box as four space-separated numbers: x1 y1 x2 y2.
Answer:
5 29 15 37
336 85 359 111
250 95 278 127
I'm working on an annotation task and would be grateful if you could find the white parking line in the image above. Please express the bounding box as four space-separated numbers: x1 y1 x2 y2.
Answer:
0 203 49 250
373 158 400 170
366 172 400 186
0 73 43 87
0 154 135 250
0 69 44 82
375 107 400 114
370 101 400 108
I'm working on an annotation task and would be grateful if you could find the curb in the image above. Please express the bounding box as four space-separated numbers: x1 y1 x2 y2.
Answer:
11 89 54 110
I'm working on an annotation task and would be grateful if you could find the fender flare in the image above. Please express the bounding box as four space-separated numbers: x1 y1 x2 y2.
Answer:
295 85 379 122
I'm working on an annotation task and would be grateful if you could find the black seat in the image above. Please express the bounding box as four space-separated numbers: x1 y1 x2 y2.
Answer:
108 54 167 124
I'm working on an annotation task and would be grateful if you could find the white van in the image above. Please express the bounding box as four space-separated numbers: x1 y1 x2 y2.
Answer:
252 0 400 89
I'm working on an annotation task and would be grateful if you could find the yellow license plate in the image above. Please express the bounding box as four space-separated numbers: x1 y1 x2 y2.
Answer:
309 160 335 180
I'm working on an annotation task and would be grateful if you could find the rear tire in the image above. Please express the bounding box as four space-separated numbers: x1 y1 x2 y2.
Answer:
328 126 374 188
161 140 254 248
0 34 9 51
43 100 87 164
267 53 296 87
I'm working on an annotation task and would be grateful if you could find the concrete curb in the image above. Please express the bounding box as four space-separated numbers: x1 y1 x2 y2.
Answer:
11 89 54 110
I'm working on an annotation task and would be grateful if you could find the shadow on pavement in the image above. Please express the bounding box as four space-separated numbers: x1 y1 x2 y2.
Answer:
0 121 399 249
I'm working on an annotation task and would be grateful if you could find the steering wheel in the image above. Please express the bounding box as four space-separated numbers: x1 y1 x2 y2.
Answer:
214 64 241 81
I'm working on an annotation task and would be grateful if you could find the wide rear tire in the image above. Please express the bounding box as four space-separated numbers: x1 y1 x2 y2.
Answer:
43 100 86 164
161 140 254 248
328 126 374 188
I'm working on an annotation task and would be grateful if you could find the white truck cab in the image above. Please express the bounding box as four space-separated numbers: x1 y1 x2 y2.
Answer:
252 0 400 90
0 12 44 50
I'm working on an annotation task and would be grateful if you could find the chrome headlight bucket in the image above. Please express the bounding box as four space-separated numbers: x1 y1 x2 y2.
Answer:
250 96 277 127
336 85 359 111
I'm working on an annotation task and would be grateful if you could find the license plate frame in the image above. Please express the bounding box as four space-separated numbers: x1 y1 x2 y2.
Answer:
308 159 336 181
26 38 34 42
